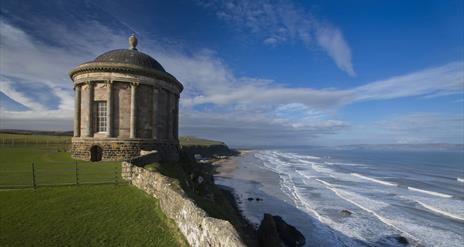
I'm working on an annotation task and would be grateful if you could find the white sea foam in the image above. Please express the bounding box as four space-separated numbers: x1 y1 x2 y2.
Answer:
415 200 464 221
326 162 364 166
250 149 464 247
407 187 453 198
325 186 419 243
316 178 335 187
351 173 397 186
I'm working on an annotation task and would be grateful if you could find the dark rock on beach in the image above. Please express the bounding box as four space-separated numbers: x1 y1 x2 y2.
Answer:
340 209 352 217
273 216 306 247
397 236 409 245
257 214 305 247
257 214 283 247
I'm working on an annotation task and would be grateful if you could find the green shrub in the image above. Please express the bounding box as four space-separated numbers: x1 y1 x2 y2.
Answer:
144 163 160 172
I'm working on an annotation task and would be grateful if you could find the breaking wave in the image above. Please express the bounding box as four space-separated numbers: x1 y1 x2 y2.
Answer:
407 187 453 198
351 173 397 186
415 200 464 221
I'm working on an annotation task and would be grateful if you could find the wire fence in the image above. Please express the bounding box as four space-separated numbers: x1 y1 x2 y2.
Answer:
0 161 128 189
0 137 71 148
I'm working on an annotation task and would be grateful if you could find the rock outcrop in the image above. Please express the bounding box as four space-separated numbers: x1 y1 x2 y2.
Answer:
257 214 283 247
273 216 305 247
257 214 305 247
181 144 238 161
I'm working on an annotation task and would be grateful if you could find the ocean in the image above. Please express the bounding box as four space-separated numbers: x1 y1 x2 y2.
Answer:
215 148 464 247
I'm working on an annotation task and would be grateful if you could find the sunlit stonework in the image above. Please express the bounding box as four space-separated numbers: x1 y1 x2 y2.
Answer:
70 34 183 161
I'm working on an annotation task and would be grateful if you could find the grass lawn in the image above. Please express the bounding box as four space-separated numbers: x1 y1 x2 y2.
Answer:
0 133 189 246
0 145 121 188
0 132 70 145
0 185 188 246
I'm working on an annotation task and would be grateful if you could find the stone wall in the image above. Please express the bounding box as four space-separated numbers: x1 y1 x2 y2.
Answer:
122 162 246 247
72 138 179 161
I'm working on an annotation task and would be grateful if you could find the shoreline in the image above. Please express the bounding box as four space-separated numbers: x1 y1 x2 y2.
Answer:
211 150 259 244
212 149 253 177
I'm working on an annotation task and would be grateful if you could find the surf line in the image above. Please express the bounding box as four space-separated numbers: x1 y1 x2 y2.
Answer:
351 173 397 186
415 200 464 221
326 186 420 245
407 187 452 198
314 178 419 244
457 178 464 183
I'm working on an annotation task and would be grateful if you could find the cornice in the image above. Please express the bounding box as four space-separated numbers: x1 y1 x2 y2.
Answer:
69 62 183 92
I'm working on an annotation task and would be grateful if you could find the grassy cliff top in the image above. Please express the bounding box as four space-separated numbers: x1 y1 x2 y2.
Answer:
0 131 225 147
179 136 224 146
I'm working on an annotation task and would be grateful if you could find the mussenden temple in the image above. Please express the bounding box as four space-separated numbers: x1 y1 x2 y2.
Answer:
69 35 183 162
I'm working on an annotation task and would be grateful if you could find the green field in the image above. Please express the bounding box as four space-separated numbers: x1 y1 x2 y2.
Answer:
0 185 188 246
0 145 121 188
0 133 188 246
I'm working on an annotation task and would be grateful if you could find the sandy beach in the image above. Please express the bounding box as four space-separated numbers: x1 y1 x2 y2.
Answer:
212 150 252 177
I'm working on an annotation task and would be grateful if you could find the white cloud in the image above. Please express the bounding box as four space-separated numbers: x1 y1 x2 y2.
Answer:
334 113 464 145
315 24 355 76
0 16 462 145
197 0 355 76
0 80 46 111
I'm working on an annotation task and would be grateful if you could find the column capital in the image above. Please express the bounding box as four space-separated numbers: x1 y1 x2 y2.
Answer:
130 81 140 87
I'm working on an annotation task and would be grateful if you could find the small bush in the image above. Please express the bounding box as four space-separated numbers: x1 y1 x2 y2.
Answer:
144 163 160 172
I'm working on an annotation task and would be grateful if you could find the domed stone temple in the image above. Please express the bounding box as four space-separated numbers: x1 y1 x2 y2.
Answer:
70 35 183 161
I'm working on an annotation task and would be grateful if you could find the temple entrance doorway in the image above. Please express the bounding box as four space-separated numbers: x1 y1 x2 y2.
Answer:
90 145 103 162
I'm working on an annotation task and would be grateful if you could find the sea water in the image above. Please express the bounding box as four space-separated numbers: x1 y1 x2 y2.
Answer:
215 148 464 247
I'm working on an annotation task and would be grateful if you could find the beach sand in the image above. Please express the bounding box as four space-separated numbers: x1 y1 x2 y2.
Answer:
212 150 252 177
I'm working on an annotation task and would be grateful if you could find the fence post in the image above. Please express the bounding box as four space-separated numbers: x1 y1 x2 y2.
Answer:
114 166 118 185
75 161 79 185
32 162 36 190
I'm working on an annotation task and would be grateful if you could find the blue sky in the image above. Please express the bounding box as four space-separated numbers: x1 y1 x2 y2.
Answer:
0 0 462 146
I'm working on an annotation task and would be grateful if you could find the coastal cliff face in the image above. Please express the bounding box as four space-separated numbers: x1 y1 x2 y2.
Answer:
181 144 239 160
122 162 246 247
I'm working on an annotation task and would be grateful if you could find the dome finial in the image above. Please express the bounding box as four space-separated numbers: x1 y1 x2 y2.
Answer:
129 34 138 50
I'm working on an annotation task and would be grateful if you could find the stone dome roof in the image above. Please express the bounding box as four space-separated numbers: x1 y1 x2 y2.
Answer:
69 34 183 91
93 49 166 72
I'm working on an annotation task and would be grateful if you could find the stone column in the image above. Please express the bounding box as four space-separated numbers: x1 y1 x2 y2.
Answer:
130 82 137 138
152 86 159 139
106 81 113 137
166 91 173 141
73 85 81 137
174 94 179 140
86 81 94 137
159 89 167 140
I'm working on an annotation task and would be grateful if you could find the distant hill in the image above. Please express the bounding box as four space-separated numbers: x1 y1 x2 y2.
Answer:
179 136 224 146
335 143 464 152
0 129 73 136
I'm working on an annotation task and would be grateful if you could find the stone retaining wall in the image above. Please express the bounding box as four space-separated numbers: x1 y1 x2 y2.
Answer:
72 138 179 161
122 162 246 247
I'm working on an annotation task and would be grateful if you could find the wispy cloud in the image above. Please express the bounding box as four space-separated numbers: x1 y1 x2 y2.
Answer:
335 113 464 145
197 0 356 76
0 12 462 145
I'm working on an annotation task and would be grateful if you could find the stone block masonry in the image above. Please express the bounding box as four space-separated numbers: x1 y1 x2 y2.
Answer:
122 162 246 247
72 138 179 161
